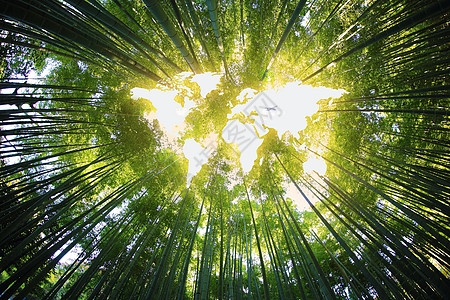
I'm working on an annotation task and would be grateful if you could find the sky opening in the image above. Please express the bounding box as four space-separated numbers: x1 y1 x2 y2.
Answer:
131 72 346 188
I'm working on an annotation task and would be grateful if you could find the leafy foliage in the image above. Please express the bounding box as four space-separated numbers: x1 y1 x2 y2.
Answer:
0 0 449 299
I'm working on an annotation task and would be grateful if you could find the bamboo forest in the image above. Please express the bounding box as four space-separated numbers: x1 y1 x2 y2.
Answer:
1 0 449 299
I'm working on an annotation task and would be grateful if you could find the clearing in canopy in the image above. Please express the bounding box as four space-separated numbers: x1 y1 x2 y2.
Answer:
0 0 449 299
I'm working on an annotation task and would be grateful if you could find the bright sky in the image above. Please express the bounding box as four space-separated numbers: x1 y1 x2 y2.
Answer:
229 82 346 139
282 154 328 211
131 72 220 137
132 73 346 185
226 82 346 173
303 156 327 176
191 72 222 98
132 72 223 183
183 137 217 185
222 119 264 173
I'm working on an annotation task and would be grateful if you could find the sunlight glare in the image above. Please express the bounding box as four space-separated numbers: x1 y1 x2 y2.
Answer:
230 82 346 139
131 87 185 136
228 82 346 173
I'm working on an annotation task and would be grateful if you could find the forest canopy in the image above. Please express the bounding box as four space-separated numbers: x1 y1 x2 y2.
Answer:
0 0 449 299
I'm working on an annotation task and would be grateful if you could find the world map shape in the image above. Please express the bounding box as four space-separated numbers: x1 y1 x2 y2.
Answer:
132 73 346 184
